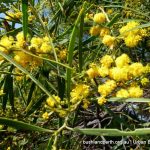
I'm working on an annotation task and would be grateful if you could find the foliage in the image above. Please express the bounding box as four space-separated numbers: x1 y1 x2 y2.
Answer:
0 0 150 149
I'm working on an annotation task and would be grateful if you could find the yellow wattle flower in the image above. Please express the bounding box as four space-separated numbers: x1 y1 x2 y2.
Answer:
102 35 116 49
128 86 143 98
141 78 149 86
98 96 107 105
100 55 113 68
116 89 129 98
42 112 49 119
70 84 89 104
93 13 106 24
89 26 101 36
115 53 130 68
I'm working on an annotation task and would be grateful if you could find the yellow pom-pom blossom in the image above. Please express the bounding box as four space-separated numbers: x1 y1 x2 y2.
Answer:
116 89 129 98
115 54 130 68
119 21 147 47
98 66 109 77
124 34 142 47
70 84 89 104
14 52 32 67
42 112 49 119
0 36 14 61
30 37 43 52
89 26 101 36
16 32 25 48
93 13 106 24
119 21 140 37
98 80 116 96
109 67 129 81
46 95 60 107
141 77 149 86
40 42 52 53
0 36 14 49
58 49 67 60
99 27 110 37
128 86 143 98
30 36 52 53
86 64 100 78
129 63 145 77
56 109 67 118
98 96 107 105
102 35 116 49
100 55 114 68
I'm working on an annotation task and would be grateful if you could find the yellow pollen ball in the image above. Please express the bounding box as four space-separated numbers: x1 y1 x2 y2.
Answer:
141 78 149 86
98 96 107 105
102 35 116 49
93 13 106 24
42 112 49 119
100 55 113 68
99 27 110 37
128 86 143 98
116 89 129 98
86 66 99 78
70 84 89 104
89 26 101 36
115 53 130 68
129 63 145 77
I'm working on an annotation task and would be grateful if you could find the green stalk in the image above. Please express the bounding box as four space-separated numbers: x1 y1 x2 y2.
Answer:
78 14 84 72
22 0 28 39
66 2 87 101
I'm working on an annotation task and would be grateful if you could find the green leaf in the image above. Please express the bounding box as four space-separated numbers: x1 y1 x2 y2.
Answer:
2 65 14 111
66 2 87 101
78 14 84 72
0 117 53 133
108 97 150 103
25 95 47 115
106 13 121 27
74 128 150 136
22 0 28 39
27 72 39 105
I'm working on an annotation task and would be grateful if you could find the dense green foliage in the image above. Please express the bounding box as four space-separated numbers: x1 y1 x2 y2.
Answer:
0 0 150 149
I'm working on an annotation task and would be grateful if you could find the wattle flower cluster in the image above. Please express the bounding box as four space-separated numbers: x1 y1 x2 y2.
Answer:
89 12 116 49
119 21 147 47
86 53 150 105
0 32 53 68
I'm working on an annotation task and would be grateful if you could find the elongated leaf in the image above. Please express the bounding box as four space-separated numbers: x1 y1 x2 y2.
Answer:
22 0 28 39
108 97 150 103
8 75 14 110
2 65 14 111
27 72 39 105
57 76 65 100
78 14 84 72
66 2 87 100
106 13 121 27
0 117 53 133
25 95 47 115
74 128 150 136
